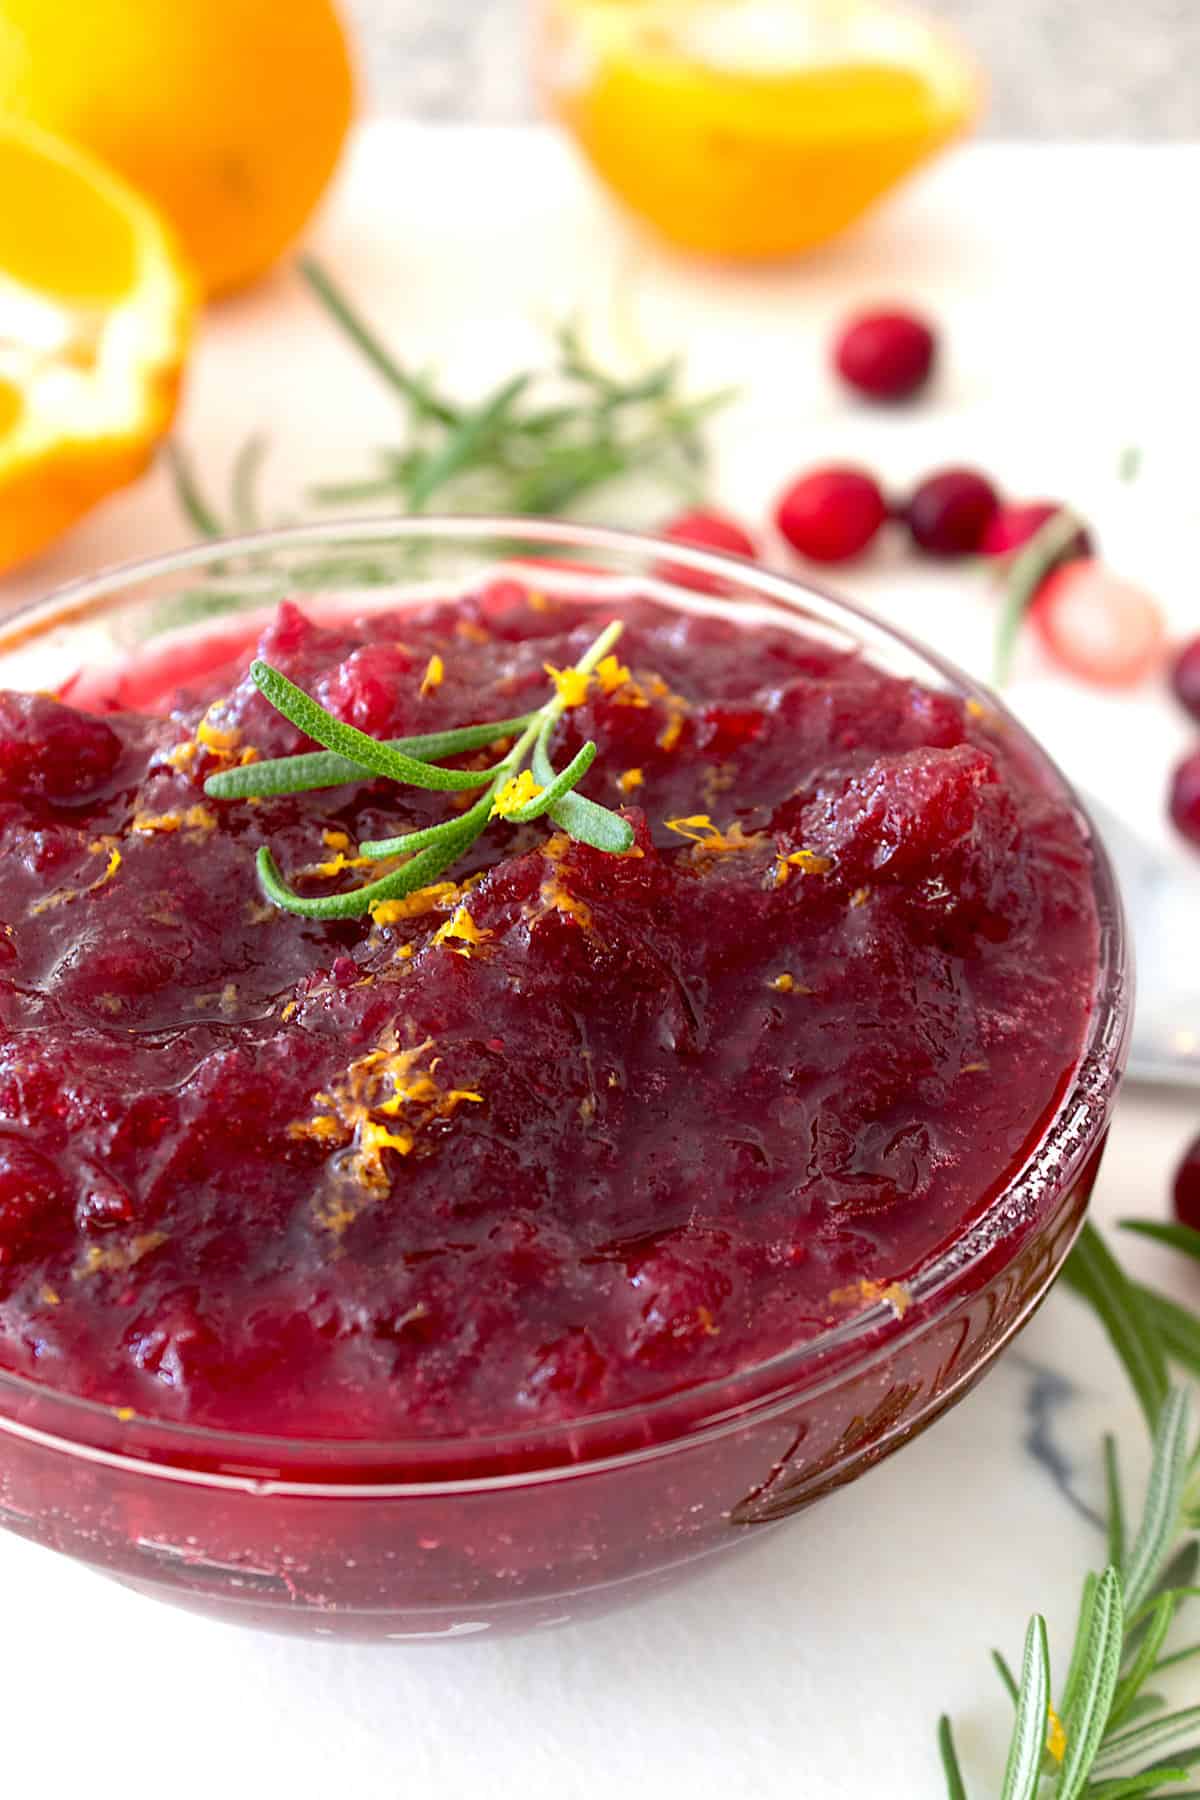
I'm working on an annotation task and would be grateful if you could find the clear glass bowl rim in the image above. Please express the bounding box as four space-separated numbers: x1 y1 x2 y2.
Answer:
0 514 1131 1485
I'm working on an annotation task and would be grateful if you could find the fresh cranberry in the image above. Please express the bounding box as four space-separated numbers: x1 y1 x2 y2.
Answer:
1169 749 1200 850
1171 637 1200 724
775 467 888 564
1174 1135 1200 1232
981 501 1092 560
905 468 1000 559
833 307 936 403
656 509 759 595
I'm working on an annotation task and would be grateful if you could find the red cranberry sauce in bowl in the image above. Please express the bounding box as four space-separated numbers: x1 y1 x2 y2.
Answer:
1 580 1100 1433
0 521 1126 1637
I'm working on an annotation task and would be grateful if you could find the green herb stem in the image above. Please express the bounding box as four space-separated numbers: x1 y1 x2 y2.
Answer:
211 618 633 917
298 255 461 426
993 509 1088 687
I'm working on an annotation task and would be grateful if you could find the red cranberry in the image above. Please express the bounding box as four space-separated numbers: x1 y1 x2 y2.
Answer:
833 308 936 403
905 468 1000 558
981 501 1092 560
656 509 759 595
775 467 888 564
1169 749 1200 850
1171 637 1200 724
1175 1134 1200 1232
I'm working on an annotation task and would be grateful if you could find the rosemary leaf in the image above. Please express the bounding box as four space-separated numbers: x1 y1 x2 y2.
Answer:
1109 1433 1129 1572
1157 1641 1200 1675
549 790 635 853
1061 1571 1101 1727
256 795 490 921
937 1714 970 1800
1123 1222 1200 1266
307 475 409 505
1117 1694 1170 1724
1062 1222 1170 1431
165 441 227 540
993 508 1088 686
404 372 534 511
205 714 536 802
230 434 269 533
1056 1565 1124 1800
249 662 505 792
1124 1392 1193 1619
298 255 460 426
1094 1712 1200 1777
1109 1593 1177 1731
1086 1771 1195 1798
507 740 598 822
998 1613 1051 1800
992 1649 1021 1706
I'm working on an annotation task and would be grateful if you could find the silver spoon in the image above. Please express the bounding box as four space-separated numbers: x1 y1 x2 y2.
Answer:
1087 797 1200 1088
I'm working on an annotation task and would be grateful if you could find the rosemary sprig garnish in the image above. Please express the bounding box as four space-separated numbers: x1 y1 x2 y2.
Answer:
204 619 635 918
940 1219 1200 1797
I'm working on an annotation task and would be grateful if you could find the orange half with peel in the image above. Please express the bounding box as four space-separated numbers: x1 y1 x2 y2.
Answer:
0 118 194 572
539 0 981 259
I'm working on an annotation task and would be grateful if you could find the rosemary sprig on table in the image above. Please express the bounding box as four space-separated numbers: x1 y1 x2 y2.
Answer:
939 1219 1200 1798
168 257 733 544
993 508 1090 687
204 618 635 918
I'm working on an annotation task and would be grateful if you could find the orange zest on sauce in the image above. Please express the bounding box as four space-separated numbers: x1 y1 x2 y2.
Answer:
665 814 764 854
829 1276 912 1319
543 662 591 708
432 906 491 956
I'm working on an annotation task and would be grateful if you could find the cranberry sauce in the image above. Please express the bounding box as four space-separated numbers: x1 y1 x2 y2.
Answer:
0 584 1098 1438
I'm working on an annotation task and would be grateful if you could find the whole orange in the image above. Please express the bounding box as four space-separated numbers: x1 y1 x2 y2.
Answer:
0 0 355 296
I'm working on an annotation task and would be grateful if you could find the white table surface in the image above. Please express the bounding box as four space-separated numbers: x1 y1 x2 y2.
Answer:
1 124 1198 1798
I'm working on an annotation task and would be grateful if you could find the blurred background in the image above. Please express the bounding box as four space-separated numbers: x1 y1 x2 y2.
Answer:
348 0 1200 134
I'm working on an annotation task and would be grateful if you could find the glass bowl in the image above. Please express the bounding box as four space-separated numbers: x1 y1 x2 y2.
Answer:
0 518 1130 1641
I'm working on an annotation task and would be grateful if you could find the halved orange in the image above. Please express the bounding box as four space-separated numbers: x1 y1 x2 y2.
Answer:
538 0 981 259
0 117 194 571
